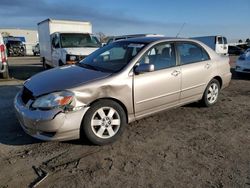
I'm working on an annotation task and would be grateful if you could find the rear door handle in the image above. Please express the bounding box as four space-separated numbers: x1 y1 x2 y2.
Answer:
171 70 181 76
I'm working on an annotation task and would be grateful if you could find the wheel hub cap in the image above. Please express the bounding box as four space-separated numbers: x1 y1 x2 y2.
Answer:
91 107 121 139
102 117 111 127
207 83 219 104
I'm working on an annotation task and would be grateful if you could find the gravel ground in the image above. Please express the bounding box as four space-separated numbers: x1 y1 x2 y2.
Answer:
0 56 249 188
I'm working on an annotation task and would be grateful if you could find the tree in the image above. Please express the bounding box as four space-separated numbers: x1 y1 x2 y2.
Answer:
246 38 250 44
95 32 108 43
238 39 243 43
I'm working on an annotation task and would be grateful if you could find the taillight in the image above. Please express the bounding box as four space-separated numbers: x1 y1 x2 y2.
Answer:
0 44 6 63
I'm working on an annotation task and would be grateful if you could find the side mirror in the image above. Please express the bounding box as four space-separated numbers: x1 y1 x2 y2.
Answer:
134 64 154 74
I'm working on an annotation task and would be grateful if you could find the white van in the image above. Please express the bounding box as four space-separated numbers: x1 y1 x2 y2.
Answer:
38 19 101 68
0 33 9 79
191 36 228 55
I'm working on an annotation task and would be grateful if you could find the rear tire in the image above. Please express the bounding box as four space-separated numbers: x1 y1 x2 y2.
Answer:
81 100 126 145
201 79 220 107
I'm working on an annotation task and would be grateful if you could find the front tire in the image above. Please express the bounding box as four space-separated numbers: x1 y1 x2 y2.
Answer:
201 79 220 107
81 100 126 145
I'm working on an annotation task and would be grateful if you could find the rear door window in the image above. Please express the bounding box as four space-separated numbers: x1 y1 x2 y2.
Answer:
177 42 210 65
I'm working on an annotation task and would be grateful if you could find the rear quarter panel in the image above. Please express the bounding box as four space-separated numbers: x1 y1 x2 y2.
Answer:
214 55 231 89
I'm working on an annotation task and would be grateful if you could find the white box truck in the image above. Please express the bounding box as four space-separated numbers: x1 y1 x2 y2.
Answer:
38 19 101 68
191 35 228 55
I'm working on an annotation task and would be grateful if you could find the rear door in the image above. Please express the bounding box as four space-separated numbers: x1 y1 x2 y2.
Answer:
133 42 181 117
176 42 212 104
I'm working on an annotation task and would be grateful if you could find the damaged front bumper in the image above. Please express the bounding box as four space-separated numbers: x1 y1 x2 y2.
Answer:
14 91 89 141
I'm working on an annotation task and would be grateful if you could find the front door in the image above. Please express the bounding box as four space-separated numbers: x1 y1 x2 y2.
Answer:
51 33 61 67
133 42 181 118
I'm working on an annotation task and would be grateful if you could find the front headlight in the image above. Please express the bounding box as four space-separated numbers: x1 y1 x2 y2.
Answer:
69 55 77 61
32 91 74 110
66 54 77 61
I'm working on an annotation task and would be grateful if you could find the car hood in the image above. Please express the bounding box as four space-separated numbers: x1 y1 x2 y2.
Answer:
24 65 111 97
64 47 98 56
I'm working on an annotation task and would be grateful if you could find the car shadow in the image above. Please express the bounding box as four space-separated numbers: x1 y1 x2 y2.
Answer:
182 102 203 108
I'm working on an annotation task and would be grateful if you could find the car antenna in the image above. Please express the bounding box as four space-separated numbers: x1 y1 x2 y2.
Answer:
176 23 186 38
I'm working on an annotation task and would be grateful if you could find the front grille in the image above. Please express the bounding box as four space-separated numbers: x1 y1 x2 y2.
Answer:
21 87 34 104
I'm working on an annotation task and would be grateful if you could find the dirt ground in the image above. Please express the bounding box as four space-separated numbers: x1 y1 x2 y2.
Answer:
0 56 249 188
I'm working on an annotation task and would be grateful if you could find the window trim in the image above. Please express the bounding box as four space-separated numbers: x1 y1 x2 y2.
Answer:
175 41 211 66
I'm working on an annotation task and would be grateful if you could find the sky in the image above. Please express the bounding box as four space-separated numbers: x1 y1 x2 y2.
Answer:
0 0 249 42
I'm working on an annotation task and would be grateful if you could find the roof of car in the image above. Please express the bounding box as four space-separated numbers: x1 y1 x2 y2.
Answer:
119 37 186 44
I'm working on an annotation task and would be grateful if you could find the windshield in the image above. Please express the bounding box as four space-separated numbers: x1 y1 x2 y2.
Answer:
78 41 146 73
60 33 101 48
223 37 228 44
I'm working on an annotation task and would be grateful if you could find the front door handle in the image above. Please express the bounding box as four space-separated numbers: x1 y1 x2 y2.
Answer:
171 70 181 76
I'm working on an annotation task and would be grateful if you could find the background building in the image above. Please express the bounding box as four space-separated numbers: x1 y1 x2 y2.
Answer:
0 28 38 55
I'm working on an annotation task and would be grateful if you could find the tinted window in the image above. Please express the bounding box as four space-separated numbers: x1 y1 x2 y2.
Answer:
139 43 176 70
217 37 223 44
177 43 209 65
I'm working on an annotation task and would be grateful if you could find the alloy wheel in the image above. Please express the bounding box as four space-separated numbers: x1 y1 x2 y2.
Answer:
91 107 121 139
207 83 219 104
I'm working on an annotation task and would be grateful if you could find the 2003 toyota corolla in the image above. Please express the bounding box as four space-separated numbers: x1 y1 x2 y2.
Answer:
14 37 232 145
